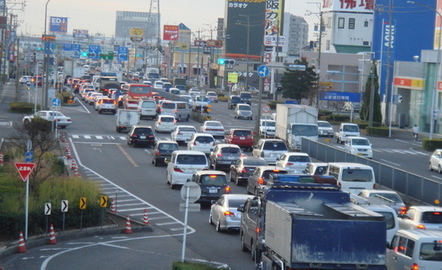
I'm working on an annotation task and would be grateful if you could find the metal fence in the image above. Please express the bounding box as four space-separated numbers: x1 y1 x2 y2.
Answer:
301 138 442 206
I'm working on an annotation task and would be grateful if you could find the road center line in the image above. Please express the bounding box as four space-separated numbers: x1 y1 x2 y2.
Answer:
380 159 401 167
117 144 139 167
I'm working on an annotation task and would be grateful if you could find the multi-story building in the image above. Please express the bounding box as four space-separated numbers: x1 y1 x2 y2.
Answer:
282 13 309 63
114 11 159 45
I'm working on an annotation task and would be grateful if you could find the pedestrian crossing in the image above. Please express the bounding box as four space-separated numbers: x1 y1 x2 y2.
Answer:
70 134 172 142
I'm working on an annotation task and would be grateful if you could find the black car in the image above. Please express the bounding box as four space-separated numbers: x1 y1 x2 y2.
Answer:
127 125 155 147
209 144 243 171
190 170 231 204
239 92 252 105
152 140 179 166
228 95 241 109
229 156 267 186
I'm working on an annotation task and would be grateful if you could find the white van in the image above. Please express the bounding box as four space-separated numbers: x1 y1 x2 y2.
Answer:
166 150 209 189
159 101 191 122
386 230 442 270
326 162 376 194
344 136 373 158
137 99 157 120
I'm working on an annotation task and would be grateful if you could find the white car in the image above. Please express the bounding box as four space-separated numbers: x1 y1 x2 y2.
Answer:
19 75 32 84
234 103 253 120
153 80 164 90
187 133 216 154
356 189 407 215
260 119 276 138
429 148 442 173
252 139 288 165
275 152 312 174
171 125 197 145
318 120 334 137
166 150 209 189
23 110 72 129
344 136 373 158
206 91 218 103
154 115 176 133
209 194 254 232
398 206 442 230
200 121 225 139
179 95 193 106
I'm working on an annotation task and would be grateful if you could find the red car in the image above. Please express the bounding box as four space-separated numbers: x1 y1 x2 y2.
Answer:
225 129 254 151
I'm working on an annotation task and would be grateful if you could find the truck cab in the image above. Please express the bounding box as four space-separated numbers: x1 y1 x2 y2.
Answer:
335 122 360 144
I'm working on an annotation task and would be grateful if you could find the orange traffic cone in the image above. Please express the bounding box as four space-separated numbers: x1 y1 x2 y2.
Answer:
110 198 116 213
16 231 27 253
70 159 77 170
143 209 149 225
124 215 133 234
48 224 57 245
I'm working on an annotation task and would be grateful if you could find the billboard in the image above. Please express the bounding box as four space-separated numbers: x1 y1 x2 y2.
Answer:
225 0 266 57
264 0 284 46
49 16 68 33
163 25 179 41
322 0 373 12
73 29 89 38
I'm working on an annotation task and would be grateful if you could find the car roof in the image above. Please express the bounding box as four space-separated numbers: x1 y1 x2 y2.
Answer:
215 144 241 148
409 206 442 212
255 166 287 171
156 140 178 145
177 125 196 128
192 133 215 137
220 194 254 201
285 152 309 157
229 128 252 132
132 125 153 129
395 229 442 240
194 170 227 176
173 150 206 155
260 139 285 143
158 115 175 118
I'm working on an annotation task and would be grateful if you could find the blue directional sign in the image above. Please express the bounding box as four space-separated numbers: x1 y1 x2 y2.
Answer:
25 151 33 163
118 46 128 61
257 65 269 77
72 44 81 59
320 91 362 102
88 45 101 60
44 42 55 54
52 97 61 107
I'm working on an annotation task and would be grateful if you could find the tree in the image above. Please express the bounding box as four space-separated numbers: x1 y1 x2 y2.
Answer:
360 62 382 125
280 59 317 104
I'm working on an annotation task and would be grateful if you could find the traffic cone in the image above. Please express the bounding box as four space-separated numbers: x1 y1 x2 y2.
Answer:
110 198 116 213
70 159 77 170
143 209 149 225
16 231 27 253
124 215 133 234
66 149 73 159
48 224 57 245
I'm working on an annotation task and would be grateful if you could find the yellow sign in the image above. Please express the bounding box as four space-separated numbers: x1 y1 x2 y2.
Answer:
79 197 87 209
227 72 238 83
100 196 108 207
130 28 144 36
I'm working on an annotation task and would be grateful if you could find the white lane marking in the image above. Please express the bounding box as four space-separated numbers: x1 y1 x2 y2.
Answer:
380 159 401 167
431 175 442 180
84 135 91 139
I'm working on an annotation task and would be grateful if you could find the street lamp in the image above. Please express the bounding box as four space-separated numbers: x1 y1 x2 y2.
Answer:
238 14 250 92
43 0 51 109
407 1 441 139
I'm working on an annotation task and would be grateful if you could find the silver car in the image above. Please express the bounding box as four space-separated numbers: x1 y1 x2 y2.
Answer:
209 194 254 232
171 125 197 145
234 103 253 120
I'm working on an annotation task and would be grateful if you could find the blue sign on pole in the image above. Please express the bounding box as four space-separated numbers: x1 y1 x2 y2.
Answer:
52 98 61 107
88 45 101 60
321 92 362 102
72 44 81 59
257 65 269 77
25 151 33 163
117 47 128 61
44 42 55 55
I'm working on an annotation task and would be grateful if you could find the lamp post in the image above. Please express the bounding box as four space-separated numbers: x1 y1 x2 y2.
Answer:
407 1 441 139
42 0 51 109
238 14 250 92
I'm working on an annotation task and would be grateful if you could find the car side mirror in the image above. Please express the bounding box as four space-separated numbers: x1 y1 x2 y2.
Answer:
276 158 280 161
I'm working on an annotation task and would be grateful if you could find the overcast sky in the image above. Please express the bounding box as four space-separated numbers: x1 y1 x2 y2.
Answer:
17 0 318 39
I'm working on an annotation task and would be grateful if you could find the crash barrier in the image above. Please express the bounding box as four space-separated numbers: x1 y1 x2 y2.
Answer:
301 138 442 206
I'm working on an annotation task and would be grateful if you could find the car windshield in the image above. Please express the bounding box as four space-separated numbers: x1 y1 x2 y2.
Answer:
421 212 442 224
369 193 403 204
343 125 359 132
162 103 176 109
195 136 214 143
288 156 311 162
262 170 287 179
228 199 248 208
341 169 373 182
207 93 217 96
231 96 241 101
314 166 327 175
238 105 251 110
291 125 318 136
353 139 370 146
243 159 267 166
201 175 227 186
221 147 240 154
261 121 275 127
318 122 332 127
206 122 222 127
102 99 115 104
160 117 174 122
176 154 207 164
179 127 196 132
158 143 178 150
142 102 156 108
240 93 252 99
233 130 252 136
263 141 287 150
134 128 153 135
419 243 442 261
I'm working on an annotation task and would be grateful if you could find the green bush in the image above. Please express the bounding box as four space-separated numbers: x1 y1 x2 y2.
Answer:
422 138 442 151
319 110 333 117
9 102 40 114
191 112 211 123
268 100 283 109
172 261 229 270
365 126 389 136
218 96 228 102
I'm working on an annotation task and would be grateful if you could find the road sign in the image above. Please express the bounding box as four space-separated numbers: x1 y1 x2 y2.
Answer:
52 97 61 110
45 203 51 215
14 163 35 181
262 105 271 113
100 196 108 207
61 200 68 212
25 151 33 163
257 65 269 77
179 203 201 212
79 197 87 209
180 181 201 203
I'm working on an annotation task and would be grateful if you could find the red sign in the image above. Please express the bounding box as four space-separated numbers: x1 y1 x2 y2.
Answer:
14 163 35 181
163 25 179 41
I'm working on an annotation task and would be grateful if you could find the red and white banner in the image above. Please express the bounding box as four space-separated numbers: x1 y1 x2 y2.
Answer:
163 25 179 41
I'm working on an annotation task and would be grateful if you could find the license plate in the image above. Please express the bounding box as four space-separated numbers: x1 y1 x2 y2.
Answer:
228 156 235 160
240 137 245 140
357 153 363 156
209 188 218 193
140 136 146 139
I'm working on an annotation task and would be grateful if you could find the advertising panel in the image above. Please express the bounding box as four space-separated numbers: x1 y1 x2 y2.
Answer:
49 16 68 33
264 0 284 46
163 25 179 41
225 0 266 56
73 29 89 38
322 0 373 12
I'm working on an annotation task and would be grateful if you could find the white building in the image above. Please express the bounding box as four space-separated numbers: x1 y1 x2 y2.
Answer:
282 13 309 63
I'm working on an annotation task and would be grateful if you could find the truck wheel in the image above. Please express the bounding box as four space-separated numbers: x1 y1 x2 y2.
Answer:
251 241 256 261
241 234 248 252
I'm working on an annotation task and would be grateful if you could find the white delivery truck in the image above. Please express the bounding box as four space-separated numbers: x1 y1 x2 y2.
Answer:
116 109 140 133
275 104 318 151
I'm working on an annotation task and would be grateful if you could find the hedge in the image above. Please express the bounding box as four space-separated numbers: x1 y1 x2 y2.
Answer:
9 102 40 114
422 138 442 151
365 126 390 136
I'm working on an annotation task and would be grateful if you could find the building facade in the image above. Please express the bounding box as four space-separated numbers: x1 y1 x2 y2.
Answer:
114 11 159 45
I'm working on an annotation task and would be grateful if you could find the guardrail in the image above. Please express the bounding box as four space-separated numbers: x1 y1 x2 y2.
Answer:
301 138 442 206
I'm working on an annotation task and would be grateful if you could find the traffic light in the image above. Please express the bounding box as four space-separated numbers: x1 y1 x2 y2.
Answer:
81 51 88 57
217 59 235 65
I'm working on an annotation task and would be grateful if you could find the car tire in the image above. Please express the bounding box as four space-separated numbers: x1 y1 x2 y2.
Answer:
98 110 102 114
336 138 340 143
209 213 214 225
216 220 222 232
236 175 241 186
429 163 433 171
438 165 442 174
241 234 248 252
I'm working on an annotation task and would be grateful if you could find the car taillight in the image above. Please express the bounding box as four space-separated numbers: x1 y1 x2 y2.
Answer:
241 168 248 173
217 153 222 157
223 211 235 217
225 185 231 193
212 142 216 146
154 151 160 156
173 166 184 173
399 207 407 215
194 141 197 145
416 224 426 229
286 163 294 166
373 183 378 189
131 134 138 138
240 153 246 157
258 177 264 185
148 135 154 138
411 263 419 270
255 227 260 234
174 110 178 113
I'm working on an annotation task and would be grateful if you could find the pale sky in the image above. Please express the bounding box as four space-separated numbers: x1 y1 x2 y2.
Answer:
17 0 319 39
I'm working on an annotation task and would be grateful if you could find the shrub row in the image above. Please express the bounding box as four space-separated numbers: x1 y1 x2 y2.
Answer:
9 102 40 114
365 126 390 136
422 138 442 151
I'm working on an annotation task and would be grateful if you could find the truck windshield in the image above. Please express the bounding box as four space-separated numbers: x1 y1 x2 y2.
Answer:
341 169 373 182
291 125 318 136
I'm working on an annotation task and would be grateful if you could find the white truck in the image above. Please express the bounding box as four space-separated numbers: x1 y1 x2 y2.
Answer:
116 109 140 133
275 104 318 151
335 122 360 144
